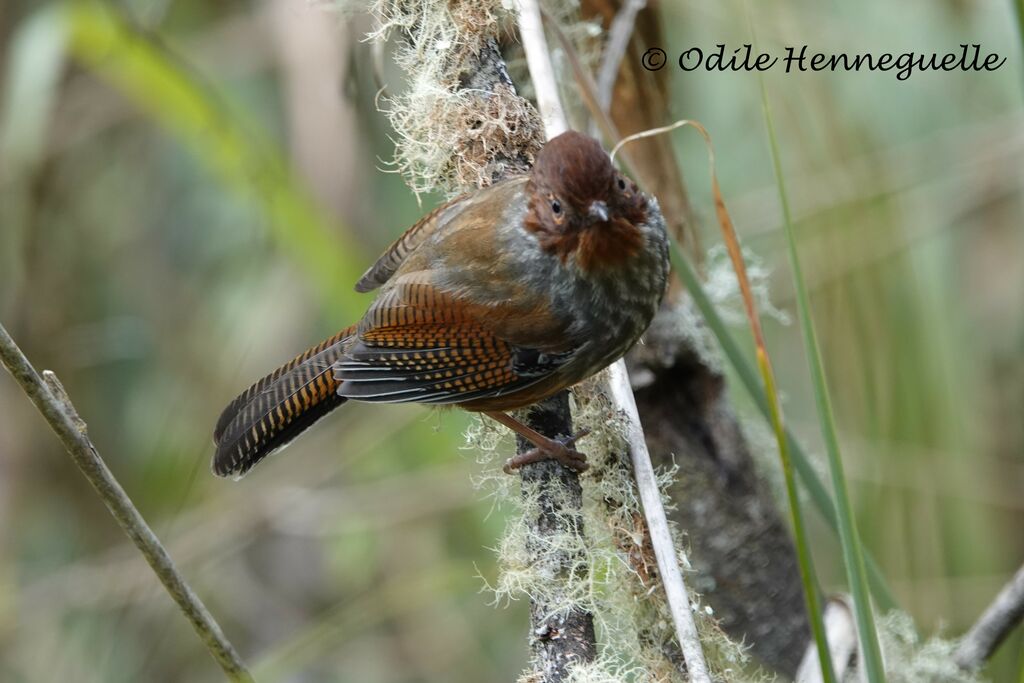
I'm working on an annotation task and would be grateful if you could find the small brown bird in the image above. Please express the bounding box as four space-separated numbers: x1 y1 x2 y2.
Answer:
212 131 669 478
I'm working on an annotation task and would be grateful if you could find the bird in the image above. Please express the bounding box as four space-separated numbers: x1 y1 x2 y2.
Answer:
211 130 670 479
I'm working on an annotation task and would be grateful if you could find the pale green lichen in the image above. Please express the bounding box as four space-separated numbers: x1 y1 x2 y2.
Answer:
704 244 791 329
337 0 605 196
560 655 655 683
359 0 545 195
854 611 986 683
652 295 726 376
638 244 789 379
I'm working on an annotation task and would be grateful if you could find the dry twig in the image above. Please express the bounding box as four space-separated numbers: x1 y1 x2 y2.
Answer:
0 322 253 682
516 0 567 137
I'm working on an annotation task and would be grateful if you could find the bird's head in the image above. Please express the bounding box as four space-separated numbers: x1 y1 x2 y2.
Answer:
525 131 649 272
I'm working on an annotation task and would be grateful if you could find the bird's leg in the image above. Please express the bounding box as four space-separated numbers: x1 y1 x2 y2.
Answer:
484 411 591 474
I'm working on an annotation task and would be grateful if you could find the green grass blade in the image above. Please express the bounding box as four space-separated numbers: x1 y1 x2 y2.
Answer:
671 249 898 613
64 1 367 318
755 344 836 680
758 82 886 680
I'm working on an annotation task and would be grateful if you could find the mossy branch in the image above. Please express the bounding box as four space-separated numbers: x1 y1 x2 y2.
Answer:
365 0 723 677
514 0 711 679
0 322 253 683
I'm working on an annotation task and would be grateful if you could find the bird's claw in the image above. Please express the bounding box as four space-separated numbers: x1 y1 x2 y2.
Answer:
503 428 591 474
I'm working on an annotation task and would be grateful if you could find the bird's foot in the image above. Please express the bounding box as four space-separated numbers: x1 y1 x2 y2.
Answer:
502 428 591 474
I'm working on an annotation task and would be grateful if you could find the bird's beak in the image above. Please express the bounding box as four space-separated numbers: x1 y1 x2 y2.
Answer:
588 200 609 223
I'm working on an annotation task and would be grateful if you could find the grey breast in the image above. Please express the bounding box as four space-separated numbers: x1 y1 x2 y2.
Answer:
549 195 670 379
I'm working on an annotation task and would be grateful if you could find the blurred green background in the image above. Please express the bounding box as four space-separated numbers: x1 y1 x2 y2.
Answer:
0 0 1022 681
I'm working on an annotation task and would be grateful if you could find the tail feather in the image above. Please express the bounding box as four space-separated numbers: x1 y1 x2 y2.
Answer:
213 326 355 478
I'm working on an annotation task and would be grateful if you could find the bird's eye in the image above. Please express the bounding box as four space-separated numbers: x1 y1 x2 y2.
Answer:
617 177 627 191
551 199 562 214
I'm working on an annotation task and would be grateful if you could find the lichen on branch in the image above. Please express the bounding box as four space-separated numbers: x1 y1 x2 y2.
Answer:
468 381 769 683
363 0 544 194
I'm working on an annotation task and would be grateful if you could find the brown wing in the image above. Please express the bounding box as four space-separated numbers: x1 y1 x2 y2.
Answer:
335 279 574 405
354 177 531 293
354 198 460 292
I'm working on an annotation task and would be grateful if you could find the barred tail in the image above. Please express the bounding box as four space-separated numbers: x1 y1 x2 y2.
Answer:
212 326 355 478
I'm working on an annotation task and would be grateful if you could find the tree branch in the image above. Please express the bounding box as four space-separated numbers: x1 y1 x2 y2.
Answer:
459 12 595 680
0 322 253 682
955 561 1024 670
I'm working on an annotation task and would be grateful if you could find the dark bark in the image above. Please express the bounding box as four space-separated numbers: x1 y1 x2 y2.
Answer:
459 37 515 91
516 393 598 682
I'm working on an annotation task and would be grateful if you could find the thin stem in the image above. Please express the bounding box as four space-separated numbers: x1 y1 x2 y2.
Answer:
595 0 646 111
757 347 836 682
0 322 253 682
658 118 835 681
605 362 712 682
515 0 567 137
